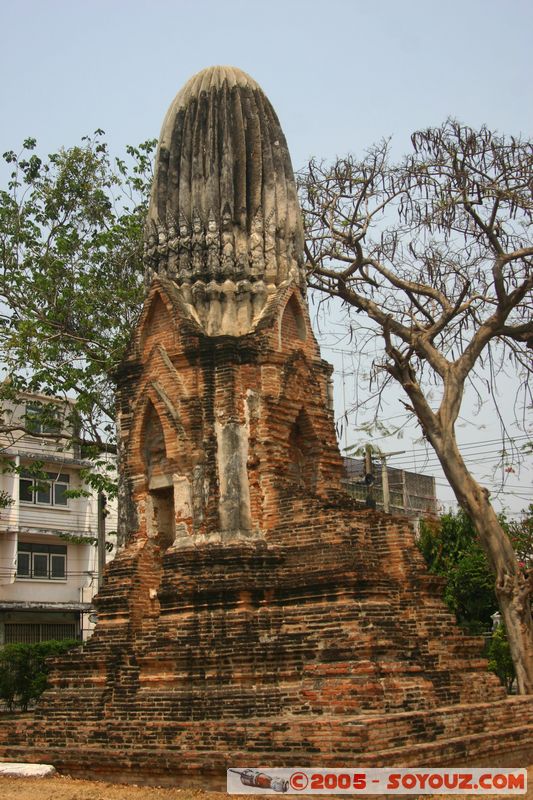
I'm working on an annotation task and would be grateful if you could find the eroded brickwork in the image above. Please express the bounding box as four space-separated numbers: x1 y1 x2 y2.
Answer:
114 279 343 548
1 277 532 786
1 65 531 787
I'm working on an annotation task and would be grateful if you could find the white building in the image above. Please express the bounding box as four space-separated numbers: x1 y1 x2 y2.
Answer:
0 393 117 643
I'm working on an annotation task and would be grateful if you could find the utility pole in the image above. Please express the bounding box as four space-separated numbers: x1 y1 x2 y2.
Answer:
364 444 375 509
378 451 405 513
343 444 406 513
381 457 390 513
97 492 107 591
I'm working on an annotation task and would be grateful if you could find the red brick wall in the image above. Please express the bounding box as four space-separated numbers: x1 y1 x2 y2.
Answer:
1 280 531 785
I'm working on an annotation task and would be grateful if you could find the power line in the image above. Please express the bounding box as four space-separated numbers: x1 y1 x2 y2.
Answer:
432 479 531 497
344 431 531 455
346 447 531 475
372 438 531 472
385 434 531 457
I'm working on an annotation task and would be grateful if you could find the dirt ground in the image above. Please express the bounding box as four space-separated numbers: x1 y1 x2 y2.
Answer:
0 769 531 800
0 774 227 800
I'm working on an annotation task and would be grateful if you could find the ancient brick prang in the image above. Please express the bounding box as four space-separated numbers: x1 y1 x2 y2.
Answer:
1 66 532 787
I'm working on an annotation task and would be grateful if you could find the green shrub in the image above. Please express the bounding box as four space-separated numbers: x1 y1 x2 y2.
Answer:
487 625 516 694
0 639 80 711
418 511 497 633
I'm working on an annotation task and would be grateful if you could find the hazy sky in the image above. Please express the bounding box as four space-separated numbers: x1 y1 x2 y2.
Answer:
3 0 532 164
1 0 531 514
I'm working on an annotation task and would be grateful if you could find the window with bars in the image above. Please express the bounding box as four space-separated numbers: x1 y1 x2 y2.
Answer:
19 470 70 507
4 622 77 644
16 542 67 580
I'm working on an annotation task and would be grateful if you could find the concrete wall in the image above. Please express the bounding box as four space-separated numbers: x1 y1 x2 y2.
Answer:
0 395 118 641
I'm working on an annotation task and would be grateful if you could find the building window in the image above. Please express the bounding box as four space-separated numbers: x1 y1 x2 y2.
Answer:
20 470 70 507
17 543 67 580
4 622 77 644
24 402 61 435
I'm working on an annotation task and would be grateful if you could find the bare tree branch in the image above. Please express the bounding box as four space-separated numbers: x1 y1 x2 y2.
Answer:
300 119 533 693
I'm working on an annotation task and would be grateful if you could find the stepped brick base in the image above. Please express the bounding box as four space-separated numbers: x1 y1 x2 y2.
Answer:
1 497 531 788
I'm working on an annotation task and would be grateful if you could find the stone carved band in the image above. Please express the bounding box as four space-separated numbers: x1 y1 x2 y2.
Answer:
143 206 305 290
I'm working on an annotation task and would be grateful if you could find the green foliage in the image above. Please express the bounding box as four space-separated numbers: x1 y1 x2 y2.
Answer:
506 503 533 569
0 639 80 711
487 625 516 693
444 549 496 632
418 510 497 633
0 489 14 508
0 132 156 454
57 530 114 552
419 505 533 644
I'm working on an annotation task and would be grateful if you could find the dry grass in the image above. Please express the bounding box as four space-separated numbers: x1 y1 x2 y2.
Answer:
0 774 228 800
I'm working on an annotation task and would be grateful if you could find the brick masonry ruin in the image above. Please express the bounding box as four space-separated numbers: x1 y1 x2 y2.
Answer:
1 66 532 787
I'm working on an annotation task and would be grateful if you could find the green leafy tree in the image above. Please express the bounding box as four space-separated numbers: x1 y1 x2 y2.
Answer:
0 133 155 443
420 506 533 690
418 510 497 633
0 133 156 498
507 503 533 570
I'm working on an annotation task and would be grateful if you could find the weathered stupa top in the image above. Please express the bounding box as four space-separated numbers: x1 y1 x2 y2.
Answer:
144 66 306 335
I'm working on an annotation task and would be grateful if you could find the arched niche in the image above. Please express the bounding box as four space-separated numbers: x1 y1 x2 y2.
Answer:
280 293 307 345
141 401 168 476
287 407 319 490
141 401 175 551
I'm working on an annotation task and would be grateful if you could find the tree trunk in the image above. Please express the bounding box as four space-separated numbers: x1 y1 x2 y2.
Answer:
465 493 533 694
428 433 533 694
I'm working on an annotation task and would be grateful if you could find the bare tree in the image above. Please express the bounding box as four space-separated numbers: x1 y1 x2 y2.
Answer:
300 120 533 693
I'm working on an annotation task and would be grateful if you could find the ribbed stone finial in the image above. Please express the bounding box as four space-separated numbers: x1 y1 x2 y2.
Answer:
144 66 306 335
